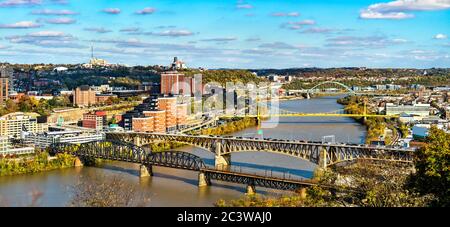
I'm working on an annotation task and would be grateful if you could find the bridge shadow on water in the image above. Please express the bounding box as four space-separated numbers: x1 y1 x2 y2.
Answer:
202 158 314 179
95 163 274 194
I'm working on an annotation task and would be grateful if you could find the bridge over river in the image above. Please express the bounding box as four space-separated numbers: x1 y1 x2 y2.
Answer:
50 140 333 194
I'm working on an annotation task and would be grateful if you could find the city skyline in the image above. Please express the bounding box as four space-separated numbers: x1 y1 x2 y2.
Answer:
0 0 449 68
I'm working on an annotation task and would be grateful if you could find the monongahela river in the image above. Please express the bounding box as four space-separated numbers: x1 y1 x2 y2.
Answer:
0 96 366 206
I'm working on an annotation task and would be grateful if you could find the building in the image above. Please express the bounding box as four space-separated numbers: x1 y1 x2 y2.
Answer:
132 116 154 133
25 130 105 149
74 85 96 107
0 136 35 156
176 103 188 129
158 97 178 131
160 71 186 95
95 93 118 104
171 57 187 70
385 103 430 117
0 66 13 105
0 112 48 138
82 111 107 130
143 110 166 133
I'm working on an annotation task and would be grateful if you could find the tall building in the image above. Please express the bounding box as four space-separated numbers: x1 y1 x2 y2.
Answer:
176 103 188 129
82 111 107 130
74 85 96 107
143 110 166 133
158 97 177 131
0 112 48 138
0 66 13 105
161 71 188 95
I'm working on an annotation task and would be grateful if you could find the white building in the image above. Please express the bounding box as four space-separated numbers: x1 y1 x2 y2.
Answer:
385 103 430 117
0 136 34 156
25 130 105 149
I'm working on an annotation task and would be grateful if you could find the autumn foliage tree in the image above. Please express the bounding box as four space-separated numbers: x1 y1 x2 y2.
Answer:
410 126 450 207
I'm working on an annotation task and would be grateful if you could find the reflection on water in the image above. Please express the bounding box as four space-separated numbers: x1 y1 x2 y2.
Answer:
0 96 366 207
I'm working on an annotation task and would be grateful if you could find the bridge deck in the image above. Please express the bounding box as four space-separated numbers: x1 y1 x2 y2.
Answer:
201 168 318 187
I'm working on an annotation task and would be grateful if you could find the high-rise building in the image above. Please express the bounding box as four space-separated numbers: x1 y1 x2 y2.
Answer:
74 85 97 107
160 71 186 95
0 66 13 105
176 103 188 129
143 110 166 133
0 112 48 138
158 97 177 131
82 111 107 130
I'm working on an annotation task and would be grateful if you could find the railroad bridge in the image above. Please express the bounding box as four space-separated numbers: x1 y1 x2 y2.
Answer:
105 132 414 169
49 140 325 194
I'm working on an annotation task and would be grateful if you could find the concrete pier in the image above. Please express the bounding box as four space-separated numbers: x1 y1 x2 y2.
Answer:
215 154 231 169
246 184 256 195
74 157 83 167
198 172 210 187
139 165 153 178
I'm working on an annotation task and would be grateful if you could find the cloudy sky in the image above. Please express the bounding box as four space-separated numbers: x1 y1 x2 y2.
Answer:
0 0 449 68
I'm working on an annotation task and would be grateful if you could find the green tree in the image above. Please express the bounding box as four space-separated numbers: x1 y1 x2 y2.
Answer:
410 126 450 207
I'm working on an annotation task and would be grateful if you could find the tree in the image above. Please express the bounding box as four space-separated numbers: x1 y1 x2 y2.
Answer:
69 174 150 207
410 126 450 207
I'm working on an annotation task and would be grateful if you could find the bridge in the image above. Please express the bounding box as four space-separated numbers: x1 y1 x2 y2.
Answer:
105 132 414 169
286 81 403 99
49 140 329 194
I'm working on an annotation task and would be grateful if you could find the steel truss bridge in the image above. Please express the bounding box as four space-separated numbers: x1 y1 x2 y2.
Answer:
105 132 414 169
49 140 330 193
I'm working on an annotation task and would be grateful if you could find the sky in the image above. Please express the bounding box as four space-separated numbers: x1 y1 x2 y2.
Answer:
0 0 449 69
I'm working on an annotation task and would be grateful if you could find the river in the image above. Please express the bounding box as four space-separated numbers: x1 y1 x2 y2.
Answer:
0 96 366 207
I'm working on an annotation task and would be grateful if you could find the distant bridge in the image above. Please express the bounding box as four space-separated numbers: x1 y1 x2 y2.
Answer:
50 140 330 194
105 132 414 169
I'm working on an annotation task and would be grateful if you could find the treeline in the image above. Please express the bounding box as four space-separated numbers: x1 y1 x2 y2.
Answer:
183 69 265 85
0 152 75 176
0 95 71 117
196 117 258 136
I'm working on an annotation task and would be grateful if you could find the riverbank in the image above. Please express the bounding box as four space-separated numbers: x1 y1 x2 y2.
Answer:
337 96 386 144
194 117 259 136
0 152 75 177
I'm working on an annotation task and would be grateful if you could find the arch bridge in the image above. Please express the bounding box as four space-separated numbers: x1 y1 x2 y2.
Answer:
306 81 355 99
105 132 414 169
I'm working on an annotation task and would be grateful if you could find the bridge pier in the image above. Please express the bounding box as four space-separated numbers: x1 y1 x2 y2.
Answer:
134 136 141 146
215 154 231 169
296 187 307 199
139 164 153 178
74 157 83 167
318 148 328 170
246 184 256 195
198 172 211 187
214 141 231 169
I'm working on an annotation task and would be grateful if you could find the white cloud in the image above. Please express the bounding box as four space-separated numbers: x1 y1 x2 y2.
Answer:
45 17 76 24
0 0 41 7
271 12 300 17
135 7 156 14
434 33 447 39
0 21 41 28
103 8 121 14
360 0 450 19
31 9 78 15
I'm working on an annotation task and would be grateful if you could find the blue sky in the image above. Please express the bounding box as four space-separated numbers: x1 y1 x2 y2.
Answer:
0 0 449 68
